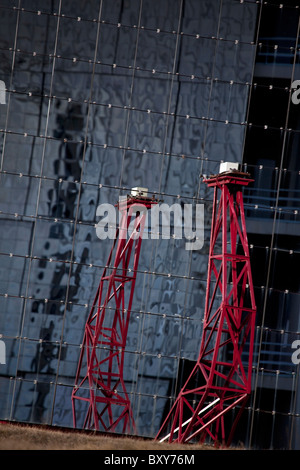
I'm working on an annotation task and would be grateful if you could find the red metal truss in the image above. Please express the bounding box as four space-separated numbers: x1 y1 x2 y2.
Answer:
72 194 157 433
156 172 256 446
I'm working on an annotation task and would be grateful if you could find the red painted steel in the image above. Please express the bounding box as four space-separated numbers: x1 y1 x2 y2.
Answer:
72 194 157 433
156 172 256 446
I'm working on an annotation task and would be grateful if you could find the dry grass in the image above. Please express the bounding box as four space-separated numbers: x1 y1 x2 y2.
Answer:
0 422 215 451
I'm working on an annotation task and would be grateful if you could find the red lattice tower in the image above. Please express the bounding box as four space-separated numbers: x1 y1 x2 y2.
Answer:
72 192 157 433
156 171 256 446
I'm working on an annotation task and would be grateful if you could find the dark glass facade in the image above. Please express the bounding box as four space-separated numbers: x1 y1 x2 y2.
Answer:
0 0 299 449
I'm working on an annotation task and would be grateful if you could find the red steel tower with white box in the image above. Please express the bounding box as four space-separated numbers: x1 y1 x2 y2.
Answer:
156 167 256 446
71 189 157 433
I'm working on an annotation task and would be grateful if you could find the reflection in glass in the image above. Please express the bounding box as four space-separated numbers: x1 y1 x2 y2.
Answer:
1 0 300 450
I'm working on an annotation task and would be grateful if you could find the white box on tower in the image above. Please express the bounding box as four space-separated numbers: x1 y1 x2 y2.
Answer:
219 162 239 174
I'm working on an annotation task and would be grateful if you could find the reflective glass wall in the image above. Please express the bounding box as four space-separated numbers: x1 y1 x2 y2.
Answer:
242 0 300 450
1 0 299 450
